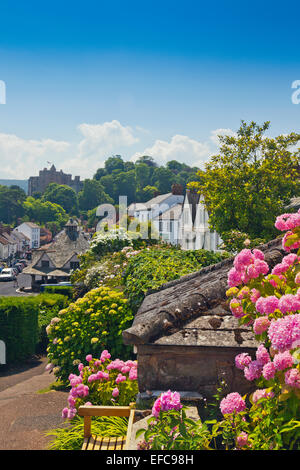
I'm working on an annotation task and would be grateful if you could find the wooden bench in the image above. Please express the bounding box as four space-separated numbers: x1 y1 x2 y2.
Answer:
78 403 135 450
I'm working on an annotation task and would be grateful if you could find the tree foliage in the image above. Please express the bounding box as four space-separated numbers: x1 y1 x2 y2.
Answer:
188 121 300 241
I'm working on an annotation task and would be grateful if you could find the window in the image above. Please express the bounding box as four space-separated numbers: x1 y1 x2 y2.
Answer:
41 260 49 268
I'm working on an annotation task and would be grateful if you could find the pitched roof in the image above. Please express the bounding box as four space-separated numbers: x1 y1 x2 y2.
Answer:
23 221 90 277
123 237 285 349
133 193 173 211
22 222 40 229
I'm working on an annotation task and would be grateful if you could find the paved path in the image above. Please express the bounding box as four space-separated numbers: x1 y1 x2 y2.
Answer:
0 357 68 450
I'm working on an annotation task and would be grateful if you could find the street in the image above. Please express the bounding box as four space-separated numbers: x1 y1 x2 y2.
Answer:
0 273 32 296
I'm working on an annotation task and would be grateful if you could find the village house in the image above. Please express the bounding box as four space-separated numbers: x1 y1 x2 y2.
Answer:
123 237 285 403
130 191 185 225
128 188 222 251
0 235 10 261
22 218 90 290
15 222 41 249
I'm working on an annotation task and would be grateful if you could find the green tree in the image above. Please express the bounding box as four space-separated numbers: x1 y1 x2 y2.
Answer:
78 179 113 212
23 197 68 229
152 167 174 193
0 185 26 224
42 183 78 214
104 155 125 174
188 121 300 240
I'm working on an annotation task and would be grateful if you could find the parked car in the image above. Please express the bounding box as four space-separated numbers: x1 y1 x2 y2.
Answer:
18 259 28 267
0 268 16 281
12 267 19 276
14 263 23 272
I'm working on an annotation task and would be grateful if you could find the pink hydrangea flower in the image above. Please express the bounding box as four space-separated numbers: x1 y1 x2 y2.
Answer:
256 345 270 365
112 387 119 397
252 389 274 404
220 392 246 416
229 298 244 318
86 354 93 362
262 362 276 380
253 316 270 335
235 353 252 370
100 350 111 362
228 267 243 287
250 288 261 303
278 294 300 314
152 390 182 417
268 314 300 352
236 431 249 448
244 361 263 381
285 368 300 388
273 351 294 371
255 296 279 315
116 374 127 384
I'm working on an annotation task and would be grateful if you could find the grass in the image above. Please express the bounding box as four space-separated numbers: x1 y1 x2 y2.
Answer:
45 415 129 450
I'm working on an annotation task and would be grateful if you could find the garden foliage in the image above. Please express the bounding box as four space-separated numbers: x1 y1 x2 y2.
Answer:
46 286 134 382
123 246 227 312
139 209 300 450
0 294 68 363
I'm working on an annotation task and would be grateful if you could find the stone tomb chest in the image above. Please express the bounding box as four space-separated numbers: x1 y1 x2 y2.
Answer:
123 238 285 400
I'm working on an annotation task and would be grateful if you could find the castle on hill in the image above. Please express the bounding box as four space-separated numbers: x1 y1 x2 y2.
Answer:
28 164 83 196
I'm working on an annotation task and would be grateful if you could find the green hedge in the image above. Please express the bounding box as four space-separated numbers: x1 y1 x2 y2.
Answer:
0 294 69 363
43 285 73 298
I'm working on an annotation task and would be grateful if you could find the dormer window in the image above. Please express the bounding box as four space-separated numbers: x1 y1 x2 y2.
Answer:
41 260 49 268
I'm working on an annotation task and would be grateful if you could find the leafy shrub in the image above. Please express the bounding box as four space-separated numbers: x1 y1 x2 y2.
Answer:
43 285 73 298
37 294 69 353
0 294 68 363
61 350 138 420
0 297 39 363
46 286 134 382
123 246 228 312
136 392 213 450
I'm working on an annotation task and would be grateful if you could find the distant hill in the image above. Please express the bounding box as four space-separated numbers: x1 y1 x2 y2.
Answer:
0 179 28 193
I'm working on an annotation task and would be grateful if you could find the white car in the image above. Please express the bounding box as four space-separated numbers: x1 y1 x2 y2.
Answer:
0 268 16 281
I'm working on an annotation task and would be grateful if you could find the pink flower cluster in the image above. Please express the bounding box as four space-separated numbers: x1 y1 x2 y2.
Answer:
252 389 274 404
236 431 249 448
275 211 300 232
271 254 298 276
253 316 270 335
62 351 138 420
236 345 271 381
152 390 182 418
268 314 300 352
220 392 246 416
285 368 300 388
228 249 269 288
255 296 279 315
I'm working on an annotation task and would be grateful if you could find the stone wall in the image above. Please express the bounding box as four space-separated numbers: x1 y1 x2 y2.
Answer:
137 344 256 399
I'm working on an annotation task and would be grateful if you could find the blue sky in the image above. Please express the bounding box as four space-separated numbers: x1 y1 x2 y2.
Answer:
0 0 299 179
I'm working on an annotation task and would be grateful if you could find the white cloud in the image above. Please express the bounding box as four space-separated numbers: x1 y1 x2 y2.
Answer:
131 134 211 168
210 128 237 146
0 133 70 179
0 123 238 180
61 120 140 178
77 120 138 159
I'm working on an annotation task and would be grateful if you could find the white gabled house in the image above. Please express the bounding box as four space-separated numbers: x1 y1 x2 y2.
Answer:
131 192 185 224
15 222 41 249
153 203 183 245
